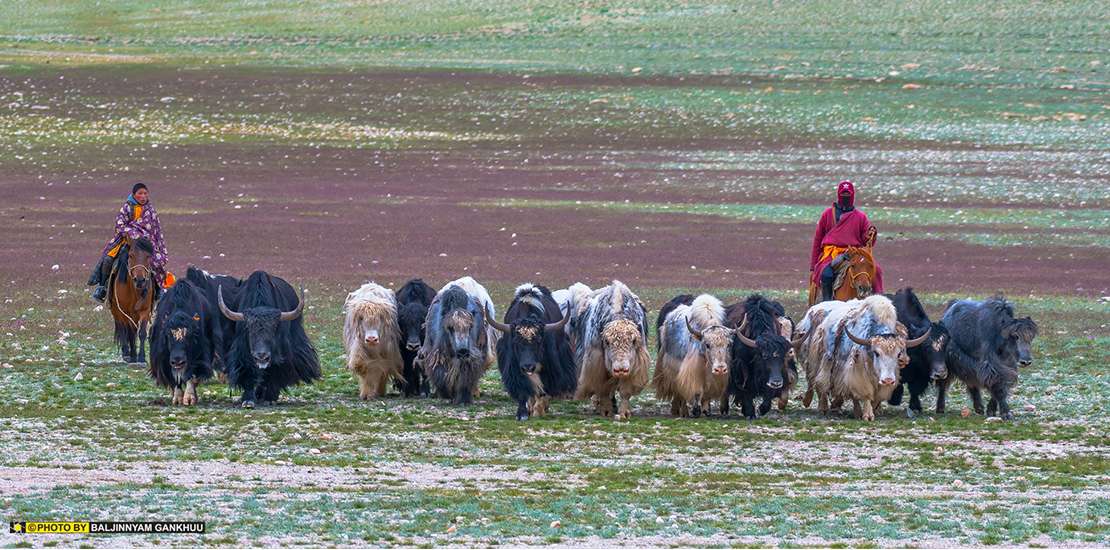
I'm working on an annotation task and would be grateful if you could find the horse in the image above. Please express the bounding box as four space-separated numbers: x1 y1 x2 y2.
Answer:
108 237 157 364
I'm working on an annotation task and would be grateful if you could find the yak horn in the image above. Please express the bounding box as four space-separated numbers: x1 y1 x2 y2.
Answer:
545 307 571 333
217 286 245 322
685 315 703 341
846 329 872 347
486 305 510 334
906 326 931 348
279 288 306 322
735 316 758 348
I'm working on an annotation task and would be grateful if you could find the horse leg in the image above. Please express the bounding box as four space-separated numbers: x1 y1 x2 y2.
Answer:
128 325 139 363
137 319 149 364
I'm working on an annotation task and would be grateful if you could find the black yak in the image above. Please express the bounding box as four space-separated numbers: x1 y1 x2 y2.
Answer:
573 280 650 420
216 271 321 408
395 278 436 397
726 295 796 420
489 284 575 420
936 297 1038 420
148 279 222 406
887 288 948 417
417 276 498 405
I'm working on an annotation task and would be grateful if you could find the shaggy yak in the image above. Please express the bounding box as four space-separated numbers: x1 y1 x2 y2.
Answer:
149 279 222 406
216 271 321 408
573 280 650 420
887 288 949 417
395 278 436 397
653 294 735 417
489 284 576 420
343 282 403 399
417 276 498 405
725 295 797 419
796 295 927 420
936 296 1037 420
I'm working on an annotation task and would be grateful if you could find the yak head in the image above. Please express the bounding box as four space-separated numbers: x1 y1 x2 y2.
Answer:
488 307 570 375
443 306 480 360
914 321 949 380
736 323 791 390
163 309 203 383
686 317 734 377
398 301 428 351
218 285 304 370
349 300 394 349
601 319 645 377
848 325 928 386
1001 316 1038 367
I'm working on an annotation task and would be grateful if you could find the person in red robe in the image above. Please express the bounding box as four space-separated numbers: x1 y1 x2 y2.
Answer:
809 180 884 301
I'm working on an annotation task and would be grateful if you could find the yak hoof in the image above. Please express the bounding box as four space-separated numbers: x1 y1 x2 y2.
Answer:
183 393 197 406
1001 412 1013 421
517 413 529 421
691 405 702 418
905 408 916 419
241 400 255 409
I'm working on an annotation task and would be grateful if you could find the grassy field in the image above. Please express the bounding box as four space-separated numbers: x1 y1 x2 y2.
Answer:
1 1 1108 547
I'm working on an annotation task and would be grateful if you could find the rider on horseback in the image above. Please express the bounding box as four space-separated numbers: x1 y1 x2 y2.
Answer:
809 180 884 302
87 183 170 302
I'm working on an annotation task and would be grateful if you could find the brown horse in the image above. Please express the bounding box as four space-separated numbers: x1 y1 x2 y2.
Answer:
807 246 878 307
108 237 157 363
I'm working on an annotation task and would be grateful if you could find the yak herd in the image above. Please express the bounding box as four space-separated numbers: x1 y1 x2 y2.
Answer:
148 267 1039 421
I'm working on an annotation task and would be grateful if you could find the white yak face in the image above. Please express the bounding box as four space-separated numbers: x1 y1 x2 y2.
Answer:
361 317 383 346
602 319 641 377
869 335 905 386
696 327 733 376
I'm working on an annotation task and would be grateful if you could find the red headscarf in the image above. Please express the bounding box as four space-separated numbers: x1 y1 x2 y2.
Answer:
836 180 855 209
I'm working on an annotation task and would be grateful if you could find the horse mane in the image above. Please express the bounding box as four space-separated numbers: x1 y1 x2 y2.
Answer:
133 237 154 254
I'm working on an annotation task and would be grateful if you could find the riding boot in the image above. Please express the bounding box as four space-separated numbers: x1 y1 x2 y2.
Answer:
89 255 112 303
820 278 834 302
819 265 836 302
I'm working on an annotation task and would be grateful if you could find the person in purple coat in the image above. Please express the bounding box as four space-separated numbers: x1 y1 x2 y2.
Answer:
87 183 169 302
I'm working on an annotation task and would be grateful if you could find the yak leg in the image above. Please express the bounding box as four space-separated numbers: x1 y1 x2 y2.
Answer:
183 378 198 406
376 371 390 398
818 392 829 415
691 392 703 418
516 399 530 421
701 395 712 417
171 386 184 406
852 399 863 419
670 397 683 417
616 386 633 420
720 388 730 417
802 386 814 408
860 400 875 421
830 396 845 410
968 387 985 415
778 390 789 412
740 392 756 420
758 395 773 417
597 391 615 417
989 386 1012 420
356 373 372 400
935 376 951 414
